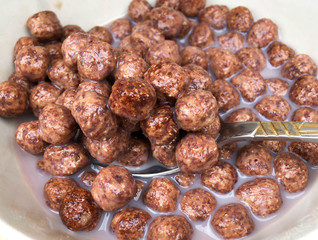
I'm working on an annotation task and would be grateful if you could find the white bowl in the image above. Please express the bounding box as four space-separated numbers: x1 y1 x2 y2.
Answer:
0 0 318 239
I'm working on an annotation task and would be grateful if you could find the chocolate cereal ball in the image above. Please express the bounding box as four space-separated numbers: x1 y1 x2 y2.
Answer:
175 90 218 131
148 215 193 240
71 91 117 140
177 13 195 38
151 137 178 167
255 95 291 121
188 22 215 49
13 36 38 60
261 141 286 153
77 41 116 81
236 46 266 71
274 153 308 193
247 18 278 48
143 178 180 212
183 64 212 91
219 143 237 160
266 78 289 97
227 6 254 32
144 62 187 100
267 41 295 67
76 80 111 99
109 78 156 121
231 68 266 102
210 79 240 112
176 133 219 173
292 107 318 122
131 26 165 50
88 26 113 44
206 47 242 79
26 11 63 42
80 171 97 187
281 54 317 80
44 177 79 210
110 207 151 240
174 173 196 187
29 82 61 117
181 46 208 69
156 0 179 9
15 120 48 155
128 0 152 22
289 75 318 106
145 40 181 65
59 188 101 231
179 0 206 17
235 178 282 217
236 144 272 176
226 108 259 123
8 72 30 90
181 188 217 221
118 117 141 133
45 42 63 64
55 88 77 110
201 161 238 194
37 143 90 176
199 5 229 29
91 165 136 211
115 53 148 81
15 46 49 82
82 130 130 165
39 103 77 145
218 32 244 52
110 18 132 40
62 24 84 41
211 203 254 239
197 115 221 138
289 142 318 165
0 81 28 117
47 59 80 90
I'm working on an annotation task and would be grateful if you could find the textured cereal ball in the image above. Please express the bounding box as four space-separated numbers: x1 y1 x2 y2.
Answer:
226 108 259 123
118 117 141 133
130 26 165 50
149 7 184 38
266 78 289 97
82 130 130 165
128 0 152 22
144 62 187 100
261 141 286 153
156 0 179 9
201 161 238 194
188 22 215 49
292 107 318 122
219 143 237 160
148 215 193 240
110 207 151 240
211 203 254 239
77 41 116 81
180 0 206 17
231 68 266 102
235 178 282 217
143 178 180 212
247 18 278 48
210 79 240 112
177 13 195 38
175 90 218 131
132 20 153 33
183 64 212 91
110 18 132 40
181 46 208 69
141 104 178 145
47 59 80 90
117 36 146 58
151 137 178 167
115 53 148 81
117 136 149 167
13 36 38 60
174 173 195 187
0 81 28 117
227 6 254 32
62 25 84 41
71 91 117 140
274 153 308 193
45 42 63 64
55 88 77 110
176 133 219 173
236 144 272 176
267 41 295 67
15 46 49 82
39 103 77 145
44 177 79 210
199 5 229 29
181 188 217 221
76 80 111 99
197 115 221 138
206 47 242 79
281 54 317 80
88 26 113 44
255 95 291 121
289 75 318 106
15 120 48 155
91 165 136 211
289 142 318 165
145 40 181 65
29 82 61 117
236 46 266 71
26 11 63 42
8 72 30 90
109 78 156 121
80 171 97 187
37 143 90 176
59 188 101 231
218 32 244 52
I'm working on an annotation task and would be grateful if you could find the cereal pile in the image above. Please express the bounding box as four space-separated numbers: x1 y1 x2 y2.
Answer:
1 0 318 239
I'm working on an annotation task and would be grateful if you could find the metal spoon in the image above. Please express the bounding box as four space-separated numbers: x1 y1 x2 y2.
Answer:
93 121 318 178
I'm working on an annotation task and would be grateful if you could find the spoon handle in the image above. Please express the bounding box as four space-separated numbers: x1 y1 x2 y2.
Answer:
218 121 318 146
